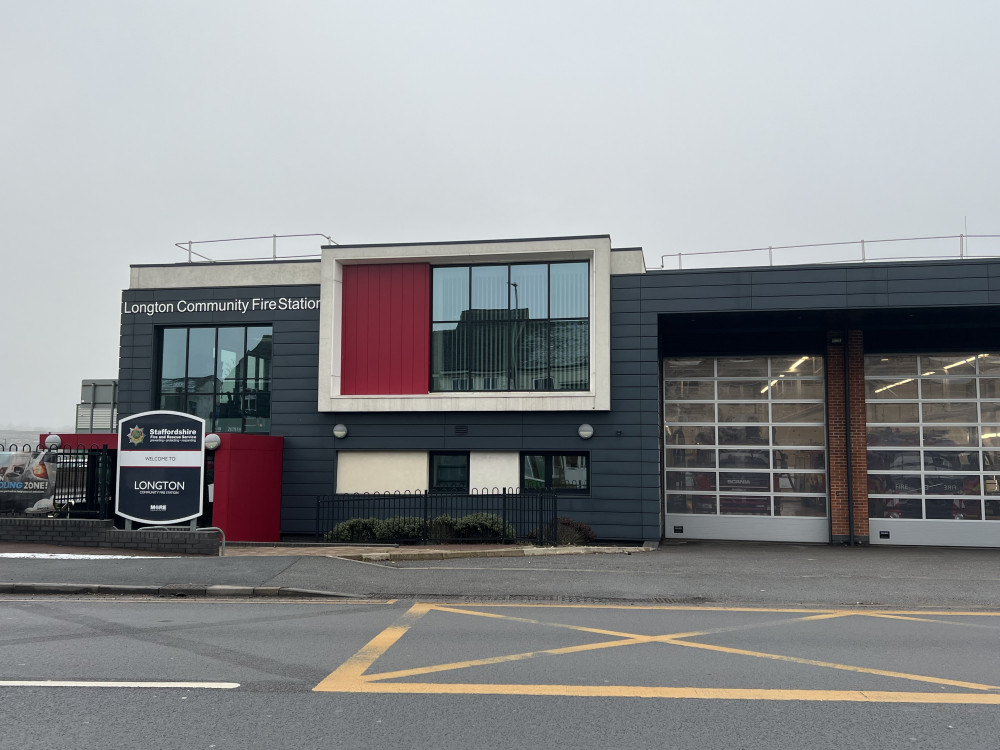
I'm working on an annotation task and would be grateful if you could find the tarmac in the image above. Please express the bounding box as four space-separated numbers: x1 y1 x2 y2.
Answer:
1 539 998 609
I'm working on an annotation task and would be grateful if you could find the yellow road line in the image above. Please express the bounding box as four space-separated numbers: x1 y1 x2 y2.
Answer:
312 602 1000 699
315 681 1000 703
662 638 1000 691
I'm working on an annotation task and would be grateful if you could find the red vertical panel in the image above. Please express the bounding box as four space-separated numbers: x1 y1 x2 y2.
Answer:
341 263 430 395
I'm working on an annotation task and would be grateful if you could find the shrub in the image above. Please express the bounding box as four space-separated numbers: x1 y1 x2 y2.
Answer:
428 514 457 542
453 512 516 541
379 516 426 544
325 517 383 543
554 517 597 546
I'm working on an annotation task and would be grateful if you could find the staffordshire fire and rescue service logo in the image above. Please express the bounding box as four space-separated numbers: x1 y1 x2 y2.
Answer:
127 425 145 446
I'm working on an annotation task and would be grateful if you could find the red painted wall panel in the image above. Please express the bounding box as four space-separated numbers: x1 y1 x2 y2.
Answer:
341 263 430 395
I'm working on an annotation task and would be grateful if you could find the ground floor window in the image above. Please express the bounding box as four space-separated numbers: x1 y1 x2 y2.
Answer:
158 326 272 434
663 355 828 517
522 453 589 492
866 352 1000 521
429 452 470 493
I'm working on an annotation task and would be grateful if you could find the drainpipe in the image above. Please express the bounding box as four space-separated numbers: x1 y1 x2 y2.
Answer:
843 332 855 546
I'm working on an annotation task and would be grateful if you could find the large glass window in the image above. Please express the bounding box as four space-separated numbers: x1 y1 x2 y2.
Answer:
431 262 589 392
522 453 589 493
663 356 828 517
866 352 1000 521
157 326 272 433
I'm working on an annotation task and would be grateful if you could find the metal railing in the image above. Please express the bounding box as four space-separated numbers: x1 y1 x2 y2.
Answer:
175 233 337 263
659 233 1000 270
316 489 558 544
0 445 116 519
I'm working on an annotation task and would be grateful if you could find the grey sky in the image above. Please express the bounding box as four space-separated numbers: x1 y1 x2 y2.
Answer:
2 0 998 429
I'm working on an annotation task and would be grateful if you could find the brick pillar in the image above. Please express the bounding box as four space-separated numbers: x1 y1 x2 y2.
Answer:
826 335 849 541
847 330 869 542
827 331 869 544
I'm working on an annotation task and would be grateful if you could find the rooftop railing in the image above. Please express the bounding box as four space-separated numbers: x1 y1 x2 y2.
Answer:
175 233 335 263
659 234 1000 270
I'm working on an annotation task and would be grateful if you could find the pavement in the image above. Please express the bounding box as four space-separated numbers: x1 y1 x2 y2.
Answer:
1 539 999 609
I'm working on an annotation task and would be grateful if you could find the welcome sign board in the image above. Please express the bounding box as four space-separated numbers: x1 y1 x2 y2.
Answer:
116 410 205 524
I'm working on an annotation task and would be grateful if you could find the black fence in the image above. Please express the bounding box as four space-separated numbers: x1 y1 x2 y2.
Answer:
0 444 116 519
316 489 558 544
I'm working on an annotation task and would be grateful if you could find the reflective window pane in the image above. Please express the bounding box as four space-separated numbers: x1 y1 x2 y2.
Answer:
921 378 977 400
718 472 770 492
509 264 548 319
923 426 978 447
867 450 920 471
869 497 922 519
664 448 716 469
719 425 769 445
717 381 769 400
719 495 771 515
867 403 920 423
664 380 716 400
772 426 825 447
867 426 920 446
432 267 469 320
773 450 825 470
772 403 825 423
868 474 921 495
924 451 980 472
773 356 824 376
923 354 977 376
776 496 827 517
716 357 768 377
471 265 509 311
718 403 768 424
719 449 769 469
665 471 716 492
775 473 826 494
664 402 716 423
866 378 918 399
770 379 825 399
865 355 917 376
666 494 716 514
664 425 715 446
922 402 978 423
549 262 588 318
664 358 714 378
926 498 982 520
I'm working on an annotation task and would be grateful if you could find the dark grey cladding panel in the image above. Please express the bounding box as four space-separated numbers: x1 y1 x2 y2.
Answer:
649 297 754 313
884 262 990 280
640 283 753 301
271 366 320 380
276 330 324 344
845 279 888 294
887 277 989 294
612 324 642 339
271 355 320 369
847 292 889 308
611 286 641 302
611 275 641 289
751 294 848 310
752 281 848 297
846 266 889 281
612 361 643 375
888 290 991 306
614 299 641 313
642 269 754 286
337 424 447 438
749 267 849 284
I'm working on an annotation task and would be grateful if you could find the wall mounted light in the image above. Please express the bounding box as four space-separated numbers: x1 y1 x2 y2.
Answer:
44 434 62 449
577 423 594 440
204 434 222 451
333 424 349 439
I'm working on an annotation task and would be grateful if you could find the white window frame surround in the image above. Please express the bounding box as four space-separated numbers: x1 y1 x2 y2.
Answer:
318 238 615 412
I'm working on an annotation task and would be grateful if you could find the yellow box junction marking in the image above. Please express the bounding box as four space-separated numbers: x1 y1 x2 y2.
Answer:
313 603 1000 703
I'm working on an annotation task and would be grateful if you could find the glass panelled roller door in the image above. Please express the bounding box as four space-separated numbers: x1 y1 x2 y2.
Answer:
663 356 828 518
866 353 1000 522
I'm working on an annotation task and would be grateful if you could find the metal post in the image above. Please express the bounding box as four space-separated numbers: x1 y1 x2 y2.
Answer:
768 246 773 266
960 233 965 258
861 240 866 262
273 234 277 260
187 241 193 262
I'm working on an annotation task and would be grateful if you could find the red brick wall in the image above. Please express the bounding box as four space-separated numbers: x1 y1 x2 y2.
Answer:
826 331 869 543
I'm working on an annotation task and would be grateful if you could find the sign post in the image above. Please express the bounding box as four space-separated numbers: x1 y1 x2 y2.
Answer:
116 410 205 525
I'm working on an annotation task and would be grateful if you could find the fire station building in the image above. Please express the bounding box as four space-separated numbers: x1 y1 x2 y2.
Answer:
117 235 1000 547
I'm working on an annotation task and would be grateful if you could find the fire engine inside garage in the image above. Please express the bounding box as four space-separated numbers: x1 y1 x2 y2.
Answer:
116 235 1000 548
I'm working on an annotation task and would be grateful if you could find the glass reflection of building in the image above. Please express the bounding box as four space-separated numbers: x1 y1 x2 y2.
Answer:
430 261 589 392
158 326 273 433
